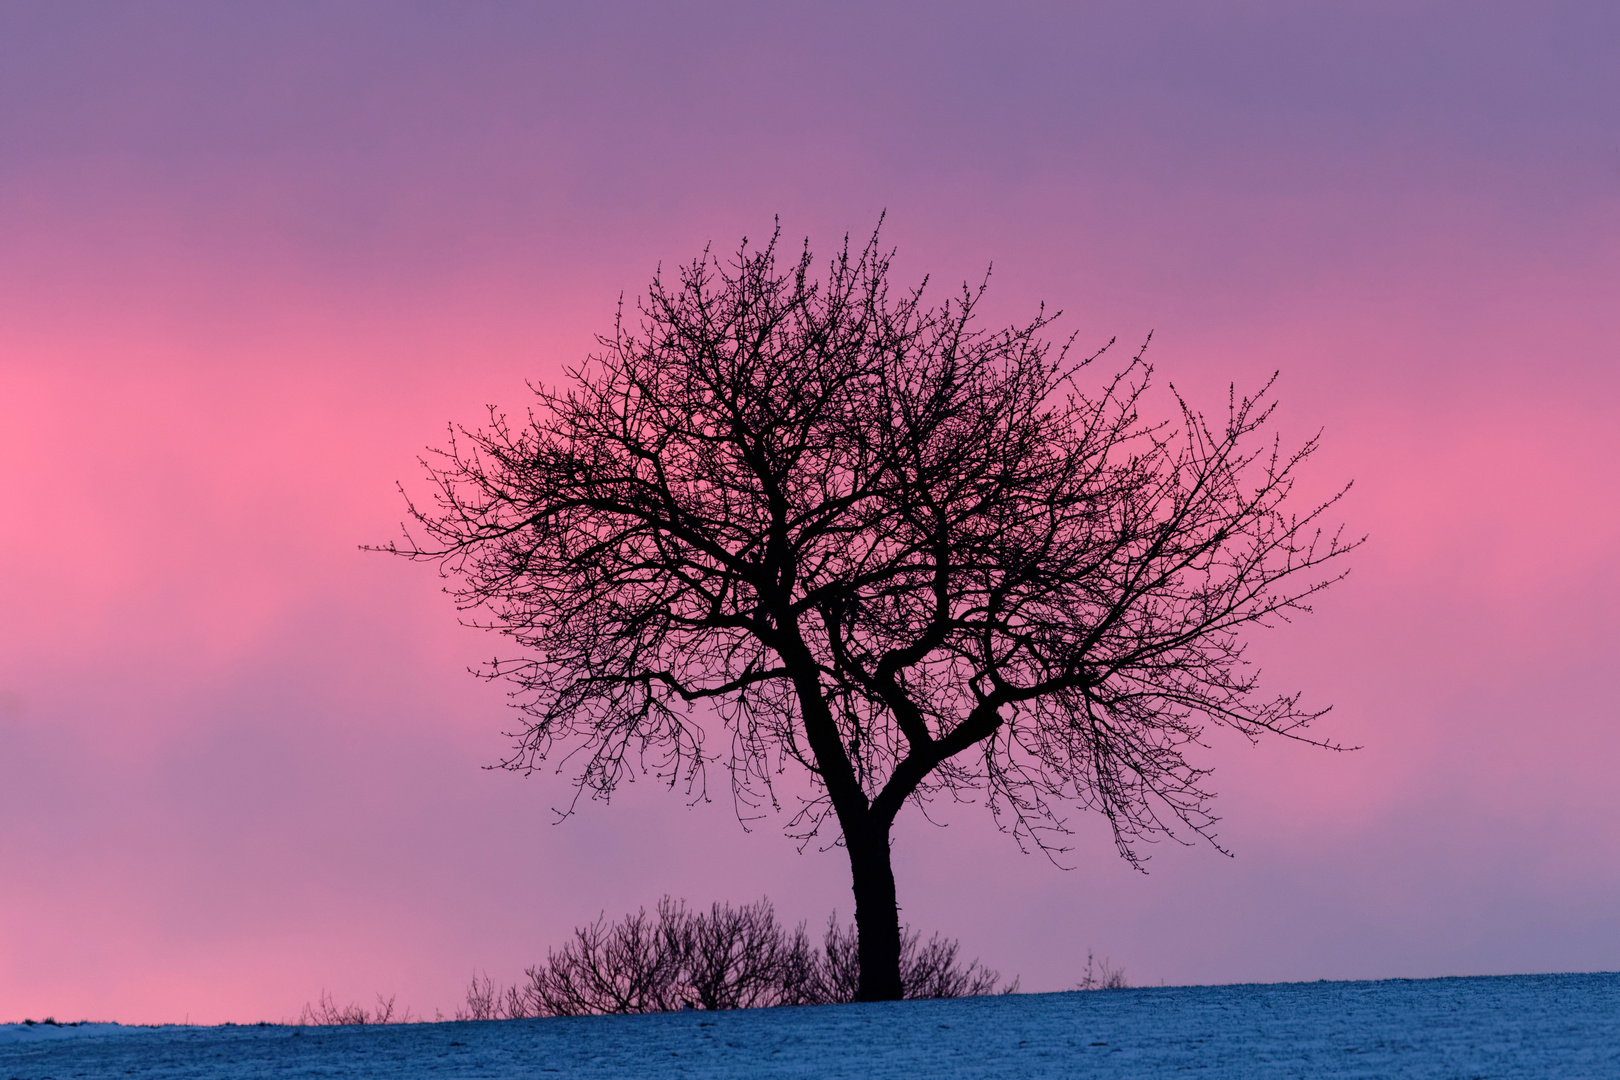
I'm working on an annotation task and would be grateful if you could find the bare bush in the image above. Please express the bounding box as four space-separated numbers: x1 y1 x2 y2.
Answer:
678 898 820 1010
817 917 1015 1001
1074 950 1129 991
458 972 500 1021
299 990 412 1025
524 901 687 1016
465 896 1012 1018
812 913 861 1005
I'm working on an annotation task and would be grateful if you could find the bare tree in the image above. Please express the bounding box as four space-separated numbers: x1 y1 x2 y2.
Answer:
383 223 1356 1001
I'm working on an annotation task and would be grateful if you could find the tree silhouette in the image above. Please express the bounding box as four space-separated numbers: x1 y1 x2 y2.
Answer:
383 225 1356 1001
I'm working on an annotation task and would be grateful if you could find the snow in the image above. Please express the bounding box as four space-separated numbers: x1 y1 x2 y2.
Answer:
0 1021 153 1043
3 972 1616 1078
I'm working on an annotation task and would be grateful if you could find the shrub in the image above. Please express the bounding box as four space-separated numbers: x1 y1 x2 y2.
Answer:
1074 950 1129 991
298 990 413 1025
815 917 1015 1001
459 896 1015 1018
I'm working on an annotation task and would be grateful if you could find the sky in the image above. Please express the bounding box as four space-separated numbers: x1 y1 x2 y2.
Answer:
0 1 1616 1024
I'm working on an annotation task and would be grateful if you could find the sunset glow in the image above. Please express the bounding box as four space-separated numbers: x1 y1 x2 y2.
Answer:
1 3 1616 1024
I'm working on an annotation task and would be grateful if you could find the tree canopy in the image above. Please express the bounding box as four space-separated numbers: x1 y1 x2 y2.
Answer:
385 225 1356 999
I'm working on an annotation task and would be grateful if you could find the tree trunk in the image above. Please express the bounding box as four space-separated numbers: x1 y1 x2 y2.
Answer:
773 628 906 1001
847 821 904 1001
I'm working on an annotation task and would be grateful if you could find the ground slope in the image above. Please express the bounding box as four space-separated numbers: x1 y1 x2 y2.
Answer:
3 972 1616 1078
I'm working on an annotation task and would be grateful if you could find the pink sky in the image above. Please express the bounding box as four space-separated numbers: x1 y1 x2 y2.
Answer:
1 3 1617 1023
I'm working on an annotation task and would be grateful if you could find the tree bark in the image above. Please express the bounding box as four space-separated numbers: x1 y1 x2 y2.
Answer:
769 619 908 1001
847 819 904 1001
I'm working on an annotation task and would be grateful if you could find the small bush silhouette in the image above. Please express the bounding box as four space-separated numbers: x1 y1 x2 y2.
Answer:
298 990 412 1025
1074 950 1129 991
457 896 1015 1018
817 917 1012 1002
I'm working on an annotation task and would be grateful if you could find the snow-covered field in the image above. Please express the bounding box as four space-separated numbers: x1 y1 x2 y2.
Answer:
4 972 1615 1078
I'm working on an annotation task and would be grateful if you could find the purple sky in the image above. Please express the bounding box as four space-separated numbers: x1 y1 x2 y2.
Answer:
1 2 1617 1023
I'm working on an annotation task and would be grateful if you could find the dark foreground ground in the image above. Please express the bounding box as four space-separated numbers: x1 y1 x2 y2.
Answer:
4 971 1617 1078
